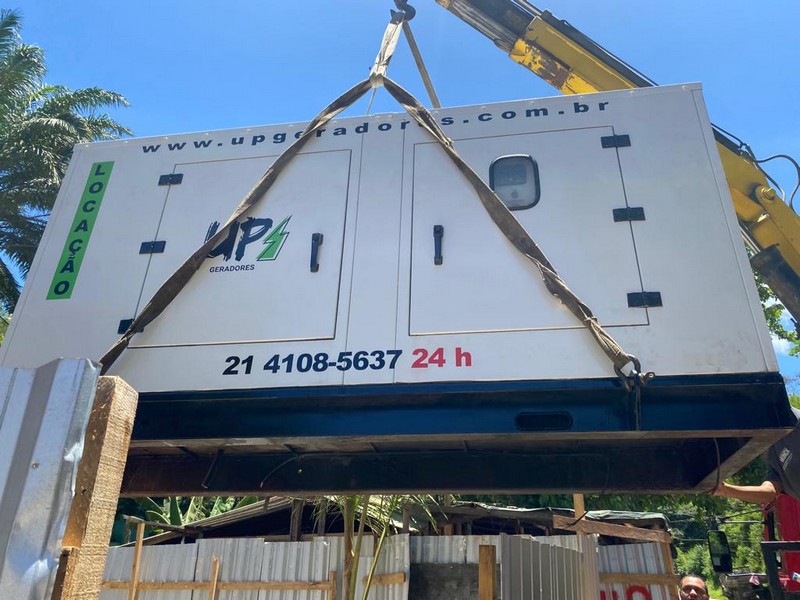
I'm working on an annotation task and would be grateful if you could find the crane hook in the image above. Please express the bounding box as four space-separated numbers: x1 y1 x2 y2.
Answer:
392 0 416 21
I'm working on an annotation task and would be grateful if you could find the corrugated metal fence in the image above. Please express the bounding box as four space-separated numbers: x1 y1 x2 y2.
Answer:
598 541 673 600
0 359 100 600
101 532 643 599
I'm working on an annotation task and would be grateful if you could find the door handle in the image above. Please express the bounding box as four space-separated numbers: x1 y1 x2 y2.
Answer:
310 233 323 272
433 225 443 265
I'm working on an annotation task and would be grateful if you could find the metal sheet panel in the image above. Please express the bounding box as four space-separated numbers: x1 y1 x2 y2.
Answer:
0 359 99 600
409 535 501 564
193 538 265 600
261 538 341 600
100 542 198 600
359 534 409 600
598 542 672 600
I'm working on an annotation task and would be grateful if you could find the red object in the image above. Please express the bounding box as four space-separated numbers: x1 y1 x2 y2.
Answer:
770 494 800 591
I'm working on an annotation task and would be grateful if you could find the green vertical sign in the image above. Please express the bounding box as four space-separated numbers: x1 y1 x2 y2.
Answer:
47 161 114 299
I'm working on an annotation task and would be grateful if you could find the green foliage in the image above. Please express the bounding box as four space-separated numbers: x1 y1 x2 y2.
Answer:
0 9 130 311
112 496 259 543
755 272 799 355
321 494 438 600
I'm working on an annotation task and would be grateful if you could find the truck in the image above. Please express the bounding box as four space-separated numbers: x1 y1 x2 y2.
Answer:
0 1 796 501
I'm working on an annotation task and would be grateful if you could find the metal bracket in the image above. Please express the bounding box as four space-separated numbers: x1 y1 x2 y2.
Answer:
627 292 662 308
601 134 631 149
158 173 183 186
139 240 167 254
613 207 646 222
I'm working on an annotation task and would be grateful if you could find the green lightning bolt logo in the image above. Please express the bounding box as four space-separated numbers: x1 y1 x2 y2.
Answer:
257 216 291 261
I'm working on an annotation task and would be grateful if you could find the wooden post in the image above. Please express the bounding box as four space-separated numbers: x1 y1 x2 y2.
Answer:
316 497 328 536
573 494 585 518
443 494 453 536
328 569 337 600
51 376 138 600
661 539 676 596
401 503 410 534
479 544 496 600
207 557 220 600
290 497 304 541
128 521 145 600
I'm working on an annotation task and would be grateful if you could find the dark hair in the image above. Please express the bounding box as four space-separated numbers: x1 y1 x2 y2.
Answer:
680 575 708 592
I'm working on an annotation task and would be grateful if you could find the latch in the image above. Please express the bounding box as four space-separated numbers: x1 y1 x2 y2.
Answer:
158 173 183 186
613 207 645 222
601 134 631 149
627 292 662 308
139 241 167 254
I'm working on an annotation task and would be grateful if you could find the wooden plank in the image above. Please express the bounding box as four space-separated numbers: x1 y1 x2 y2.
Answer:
361 572 406 586
208 557 220 600
479 544 496 600
661 541 676 579
316 497 328 535
573 494 585 517
128 521 145 600
599 573 680 586
103 579 337 592
552 515 671 543
289 497 304 541
53 376 138 600
329 569 337 600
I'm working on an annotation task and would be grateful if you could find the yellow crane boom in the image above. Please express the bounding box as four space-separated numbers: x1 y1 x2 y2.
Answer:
437 0 800 323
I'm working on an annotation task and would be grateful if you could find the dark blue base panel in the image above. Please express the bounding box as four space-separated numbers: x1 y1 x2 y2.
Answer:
122 372 794 495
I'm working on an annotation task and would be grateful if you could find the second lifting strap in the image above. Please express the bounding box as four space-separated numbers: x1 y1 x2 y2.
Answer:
100 10 651 389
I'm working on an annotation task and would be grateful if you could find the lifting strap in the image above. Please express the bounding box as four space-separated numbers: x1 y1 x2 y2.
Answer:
100 10 651 389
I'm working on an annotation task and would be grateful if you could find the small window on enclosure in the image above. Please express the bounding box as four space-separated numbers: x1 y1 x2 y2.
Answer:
489 155 540 210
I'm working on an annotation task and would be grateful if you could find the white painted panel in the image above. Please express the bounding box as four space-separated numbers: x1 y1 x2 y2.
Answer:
409 127 644 335
0 85 778 392
132 151 351 347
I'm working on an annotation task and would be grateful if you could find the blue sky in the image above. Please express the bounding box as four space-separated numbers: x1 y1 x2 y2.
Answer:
10 0 800 381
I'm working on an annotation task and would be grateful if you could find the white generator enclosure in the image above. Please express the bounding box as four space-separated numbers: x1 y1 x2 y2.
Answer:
1 84 792 494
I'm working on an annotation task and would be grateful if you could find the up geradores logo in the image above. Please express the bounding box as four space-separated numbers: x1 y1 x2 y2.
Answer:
205 216 290 272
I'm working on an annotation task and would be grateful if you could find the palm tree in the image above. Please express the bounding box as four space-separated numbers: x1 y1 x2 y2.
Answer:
0 9 131 311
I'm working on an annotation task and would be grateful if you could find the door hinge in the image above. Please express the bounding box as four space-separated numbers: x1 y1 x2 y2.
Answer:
627 292 662 308
139 240 167 254
158 173 183 186
117 318 134 334
613 207 646 222
601 134 631 149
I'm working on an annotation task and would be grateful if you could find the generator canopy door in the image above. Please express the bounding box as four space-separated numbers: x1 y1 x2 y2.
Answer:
409 126 646 335
129 151 351 347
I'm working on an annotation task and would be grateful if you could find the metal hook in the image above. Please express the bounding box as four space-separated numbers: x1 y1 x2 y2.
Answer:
392 0 416 21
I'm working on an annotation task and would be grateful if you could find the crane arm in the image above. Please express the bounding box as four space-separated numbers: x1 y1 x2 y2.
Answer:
437 0 800 322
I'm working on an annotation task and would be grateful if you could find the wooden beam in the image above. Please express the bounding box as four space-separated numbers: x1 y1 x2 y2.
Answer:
552 515 671 543
600 573 680 586
103 578 337 592
51 376 138 600
479 544 496 600
362 572 406 586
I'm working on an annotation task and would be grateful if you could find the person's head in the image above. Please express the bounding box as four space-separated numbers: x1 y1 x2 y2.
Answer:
680 575 708 600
